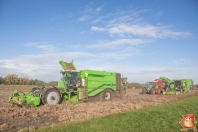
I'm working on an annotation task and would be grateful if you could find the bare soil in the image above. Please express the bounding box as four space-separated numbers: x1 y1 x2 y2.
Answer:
0 86 198 132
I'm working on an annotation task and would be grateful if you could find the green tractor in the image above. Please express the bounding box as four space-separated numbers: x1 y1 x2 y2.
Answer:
142 81 156 94
8 60 127 106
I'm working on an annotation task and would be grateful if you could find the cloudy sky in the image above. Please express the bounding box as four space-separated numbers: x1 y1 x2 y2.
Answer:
0 0 198 84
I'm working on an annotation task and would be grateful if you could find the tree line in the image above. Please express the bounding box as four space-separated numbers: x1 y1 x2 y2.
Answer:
0 74 57 86
127 82 145 89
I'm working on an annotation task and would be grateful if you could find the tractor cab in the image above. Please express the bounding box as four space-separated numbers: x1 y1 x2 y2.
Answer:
148 82 156 88
59 60 81 92
61 70 81 91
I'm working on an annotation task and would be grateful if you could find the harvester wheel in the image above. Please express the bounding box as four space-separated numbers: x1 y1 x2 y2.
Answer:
100 89 113 101
42 88 62 105
32 87 41 97
150 88 156 95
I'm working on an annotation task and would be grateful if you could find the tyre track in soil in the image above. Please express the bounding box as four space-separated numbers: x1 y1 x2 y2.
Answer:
0 88 198 132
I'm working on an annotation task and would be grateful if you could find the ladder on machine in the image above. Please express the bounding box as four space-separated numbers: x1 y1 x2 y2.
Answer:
84 87 88 101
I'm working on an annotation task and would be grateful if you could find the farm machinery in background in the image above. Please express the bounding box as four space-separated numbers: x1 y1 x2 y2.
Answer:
160 77 194 95
8 60 127 106
142 77 193 95
142 79 165 94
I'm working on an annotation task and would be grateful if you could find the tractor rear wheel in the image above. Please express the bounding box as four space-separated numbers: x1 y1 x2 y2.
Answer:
100 89 113 101
42 88 62 105
150 88 156 95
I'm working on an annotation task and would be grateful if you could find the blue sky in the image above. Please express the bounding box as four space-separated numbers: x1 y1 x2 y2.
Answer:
0 0 198 84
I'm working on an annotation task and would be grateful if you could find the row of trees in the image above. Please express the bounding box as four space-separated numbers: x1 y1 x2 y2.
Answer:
0 74 57 86
127 82 145 89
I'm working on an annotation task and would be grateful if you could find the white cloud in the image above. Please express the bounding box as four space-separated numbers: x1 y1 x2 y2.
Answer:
91 13 113 23
78 3 103 22
77 15 91 22
92 24 191 38
0 38 145 81
84 3 103 14
169 59 191 66
88 8 191 38
76 63 198 83
107 9 149 26
25 42 58 53
160 30 191 38
65 38 147 50
1 6 196 84
109 24 159 38
0 50 197 83
97 51 139 61
0 52 96 81
91 26 106 32
87 38 148 49
95 6 102 12
79 31 87 34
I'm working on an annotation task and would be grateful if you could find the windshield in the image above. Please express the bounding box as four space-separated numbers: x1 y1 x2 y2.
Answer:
62 71 79 86
71 72 79 85
174 80 182 86
149 82 155 86
146 82 156 87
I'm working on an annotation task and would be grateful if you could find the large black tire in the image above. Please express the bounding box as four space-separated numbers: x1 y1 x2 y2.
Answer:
42 88 62 105
32 87 41 97
100 89 113 101
149 88 156 95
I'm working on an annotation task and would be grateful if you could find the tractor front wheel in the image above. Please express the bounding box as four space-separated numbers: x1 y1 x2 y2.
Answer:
42 88 62 105
100 89 113 101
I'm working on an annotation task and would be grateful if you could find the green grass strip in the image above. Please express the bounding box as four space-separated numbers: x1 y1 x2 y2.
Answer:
34 96 198 132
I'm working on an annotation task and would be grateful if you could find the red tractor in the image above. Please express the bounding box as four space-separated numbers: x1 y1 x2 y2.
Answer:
154 79 166 94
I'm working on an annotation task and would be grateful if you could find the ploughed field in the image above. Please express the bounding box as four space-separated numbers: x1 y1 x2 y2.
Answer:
0 85 198 132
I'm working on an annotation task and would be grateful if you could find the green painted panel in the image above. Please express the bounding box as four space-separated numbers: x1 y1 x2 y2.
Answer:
57 80 65 88
79 69 117 97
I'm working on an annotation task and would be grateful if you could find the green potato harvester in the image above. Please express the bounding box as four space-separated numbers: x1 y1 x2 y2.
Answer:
8 60 127 106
